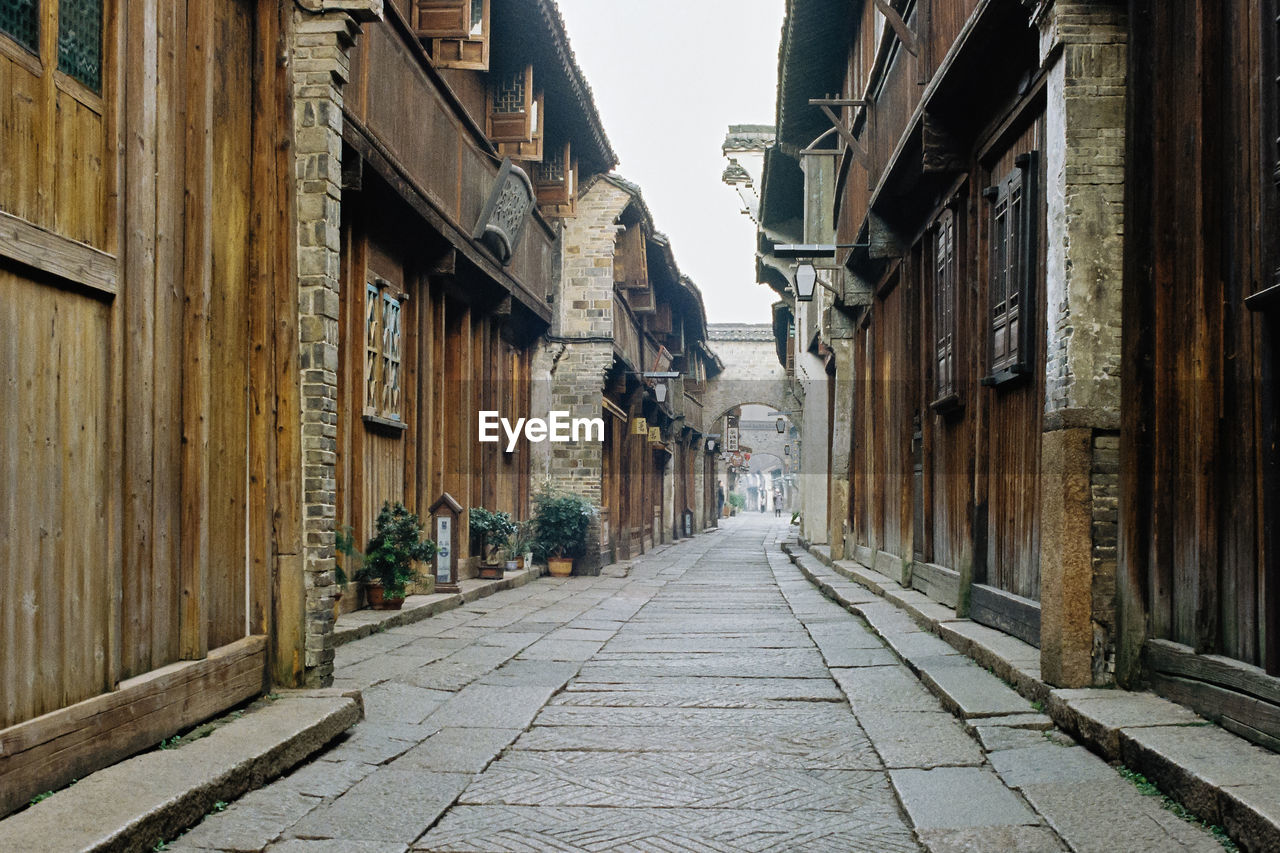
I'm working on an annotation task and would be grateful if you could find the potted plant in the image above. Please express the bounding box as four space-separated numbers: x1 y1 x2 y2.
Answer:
342 502 435 610
509 520 535 570
728 493 745 516
532 490 594 577
469 507 516 580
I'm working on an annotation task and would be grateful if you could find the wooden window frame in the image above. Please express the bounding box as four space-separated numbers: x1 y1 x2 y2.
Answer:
488 64 543 162
0 0 104 106
982 152 1037 387
930 204 962 413
417 0 489 71
363 276 407 431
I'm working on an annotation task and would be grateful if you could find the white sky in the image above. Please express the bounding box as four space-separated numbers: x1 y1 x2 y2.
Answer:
556 0 785 325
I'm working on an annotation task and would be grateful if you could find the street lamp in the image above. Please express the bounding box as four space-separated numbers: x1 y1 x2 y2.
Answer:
776 416 786 434
793 263 818 302
654 381 668 403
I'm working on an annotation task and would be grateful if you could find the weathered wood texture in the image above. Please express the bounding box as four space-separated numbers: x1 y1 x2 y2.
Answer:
0 636 266 818
0 0 299 795
1121 0 1276 679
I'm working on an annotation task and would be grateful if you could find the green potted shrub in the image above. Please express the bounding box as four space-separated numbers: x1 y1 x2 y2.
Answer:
728 493 745 516
469 507 516 579
340 502 435 610
532 490 594 577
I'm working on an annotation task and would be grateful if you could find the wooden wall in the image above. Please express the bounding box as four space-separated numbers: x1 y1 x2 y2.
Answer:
337 194 533 596
0 0 299 811
1122 0 1277 676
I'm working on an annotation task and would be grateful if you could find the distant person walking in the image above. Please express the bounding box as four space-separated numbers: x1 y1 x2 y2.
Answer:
773 487 783 517
716 484 725 519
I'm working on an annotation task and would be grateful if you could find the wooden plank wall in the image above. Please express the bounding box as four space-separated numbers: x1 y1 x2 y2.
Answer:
1122 0 1275 676
1 0 300 801
979 119 1046 601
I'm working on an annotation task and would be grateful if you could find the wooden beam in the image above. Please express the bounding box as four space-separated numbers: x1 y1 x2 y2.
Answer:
922 112 965 174
0 636 266 818
0 210 118 296
180 0 214 661
874 0 920 56
817 105 870 170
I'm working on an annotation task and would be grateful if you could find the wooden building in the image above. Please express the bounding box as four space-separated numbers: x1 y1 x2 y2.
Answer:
325 0 616 622
0 0 303 816
765 0 1278 750
539 175 723 571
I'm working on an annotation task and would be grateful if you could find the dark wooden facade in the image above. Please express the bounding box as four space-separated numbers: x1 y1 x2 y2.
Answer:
770 0 1279 748
335 0 613 600
1119 0 1279 737
0 0 301 815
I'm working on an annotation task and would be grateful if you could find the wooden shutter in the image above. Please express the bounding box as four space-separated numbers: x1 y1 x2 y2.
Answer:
415 0 470 38
650 303 673 336
614 226 649 289
427 0 489 70
1252 0 1280 310
535 141 575 215
985 152 1037 381
933 207 957 403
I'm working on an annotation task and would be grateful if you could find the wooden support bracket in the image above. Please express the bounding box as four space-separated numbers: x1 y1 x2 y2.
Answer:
810 99 871 170
874 0 920 56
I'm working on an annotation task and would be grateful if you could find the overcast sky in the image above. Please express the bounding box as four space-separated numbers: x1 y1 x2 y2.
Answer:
556 0 785 326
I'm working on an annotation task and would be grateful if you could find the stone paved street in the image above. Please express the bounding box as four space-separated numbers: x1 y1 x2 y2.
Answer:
166 517 1224 853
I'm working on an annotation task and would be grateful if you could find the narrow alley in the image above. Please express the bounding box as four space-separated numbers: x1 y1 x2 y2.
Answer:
161 518 1220 852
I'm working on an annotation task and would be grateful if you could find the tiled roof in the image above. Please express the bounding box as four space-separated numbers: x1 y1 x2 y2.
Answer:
776 0 854 149
722 124 776 153
722 160 752 185
709 324 777 342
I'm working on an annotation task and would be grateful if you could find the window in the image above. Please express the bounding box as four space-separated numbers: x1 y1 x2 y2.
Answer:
488 64 543 161
56 0 100 91
535 140 577 216
415 0 489 70
932 206 959 407
365 279 404 423
1 0 102 93
0 0 38 53
984 152 1037 382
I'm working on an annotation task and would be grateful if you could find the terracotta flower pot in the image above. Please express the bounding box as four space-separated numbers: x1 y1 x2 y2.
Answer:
366 583 404 611
548 557 573 577
515 555 525 570
332 589 344 623
478 563 504 580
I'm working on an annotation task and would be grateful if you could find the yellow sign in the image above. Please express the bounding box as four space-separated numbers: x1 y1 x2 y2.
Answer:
632 417 648 435
648 427 661 443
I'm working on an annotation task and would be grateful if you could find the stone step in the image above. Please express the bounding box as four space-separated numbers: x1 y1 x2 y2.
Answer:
0 690 361 853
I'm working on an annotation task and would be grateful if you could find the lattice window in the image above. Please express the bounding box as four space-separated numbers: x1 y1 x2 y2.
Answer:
57 0 102 92
933 207 958 403
985 153 1037 380
491 68 526 114
365 283 382 414
0 0 39 53
381 293 402 418
541 144 566 182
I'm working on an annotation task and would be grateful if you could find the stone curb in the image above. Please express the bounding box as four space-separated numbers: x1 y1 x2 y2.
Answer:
785 542 1280 852
333 564 547 647
0 690 362 853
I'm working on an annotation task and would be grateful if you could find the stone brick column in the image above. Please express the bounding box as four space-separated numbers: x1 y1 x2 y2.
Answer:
534 179 634 572
826 310 855 561
1035 0 1126 688
291 0 380 685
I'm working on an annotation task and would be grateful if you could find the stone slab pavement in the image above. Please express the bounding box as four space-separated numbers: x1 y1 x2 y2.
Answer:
162 516 1226 852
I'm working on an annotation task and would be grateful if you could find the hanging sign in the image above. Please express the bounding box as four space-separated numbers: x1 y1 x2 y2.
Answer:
632 417 649 435
725 427 739 452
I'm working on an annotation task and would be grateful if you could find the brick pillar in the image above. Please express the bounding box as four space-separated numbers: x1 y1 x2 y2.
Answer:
1036 0 1126 688
826 309 855 560
538 180 635 573
291 0 379 686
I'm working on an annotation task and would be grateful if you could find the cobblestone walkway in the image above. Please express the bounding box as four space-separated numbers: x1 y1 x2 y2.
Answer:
168 516 1224 852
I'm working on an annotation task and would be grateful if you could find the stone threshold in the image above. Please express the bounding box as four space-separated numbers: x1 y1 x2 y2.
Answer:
786 542 1280 852
333 564 546 648
0 689 361 853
